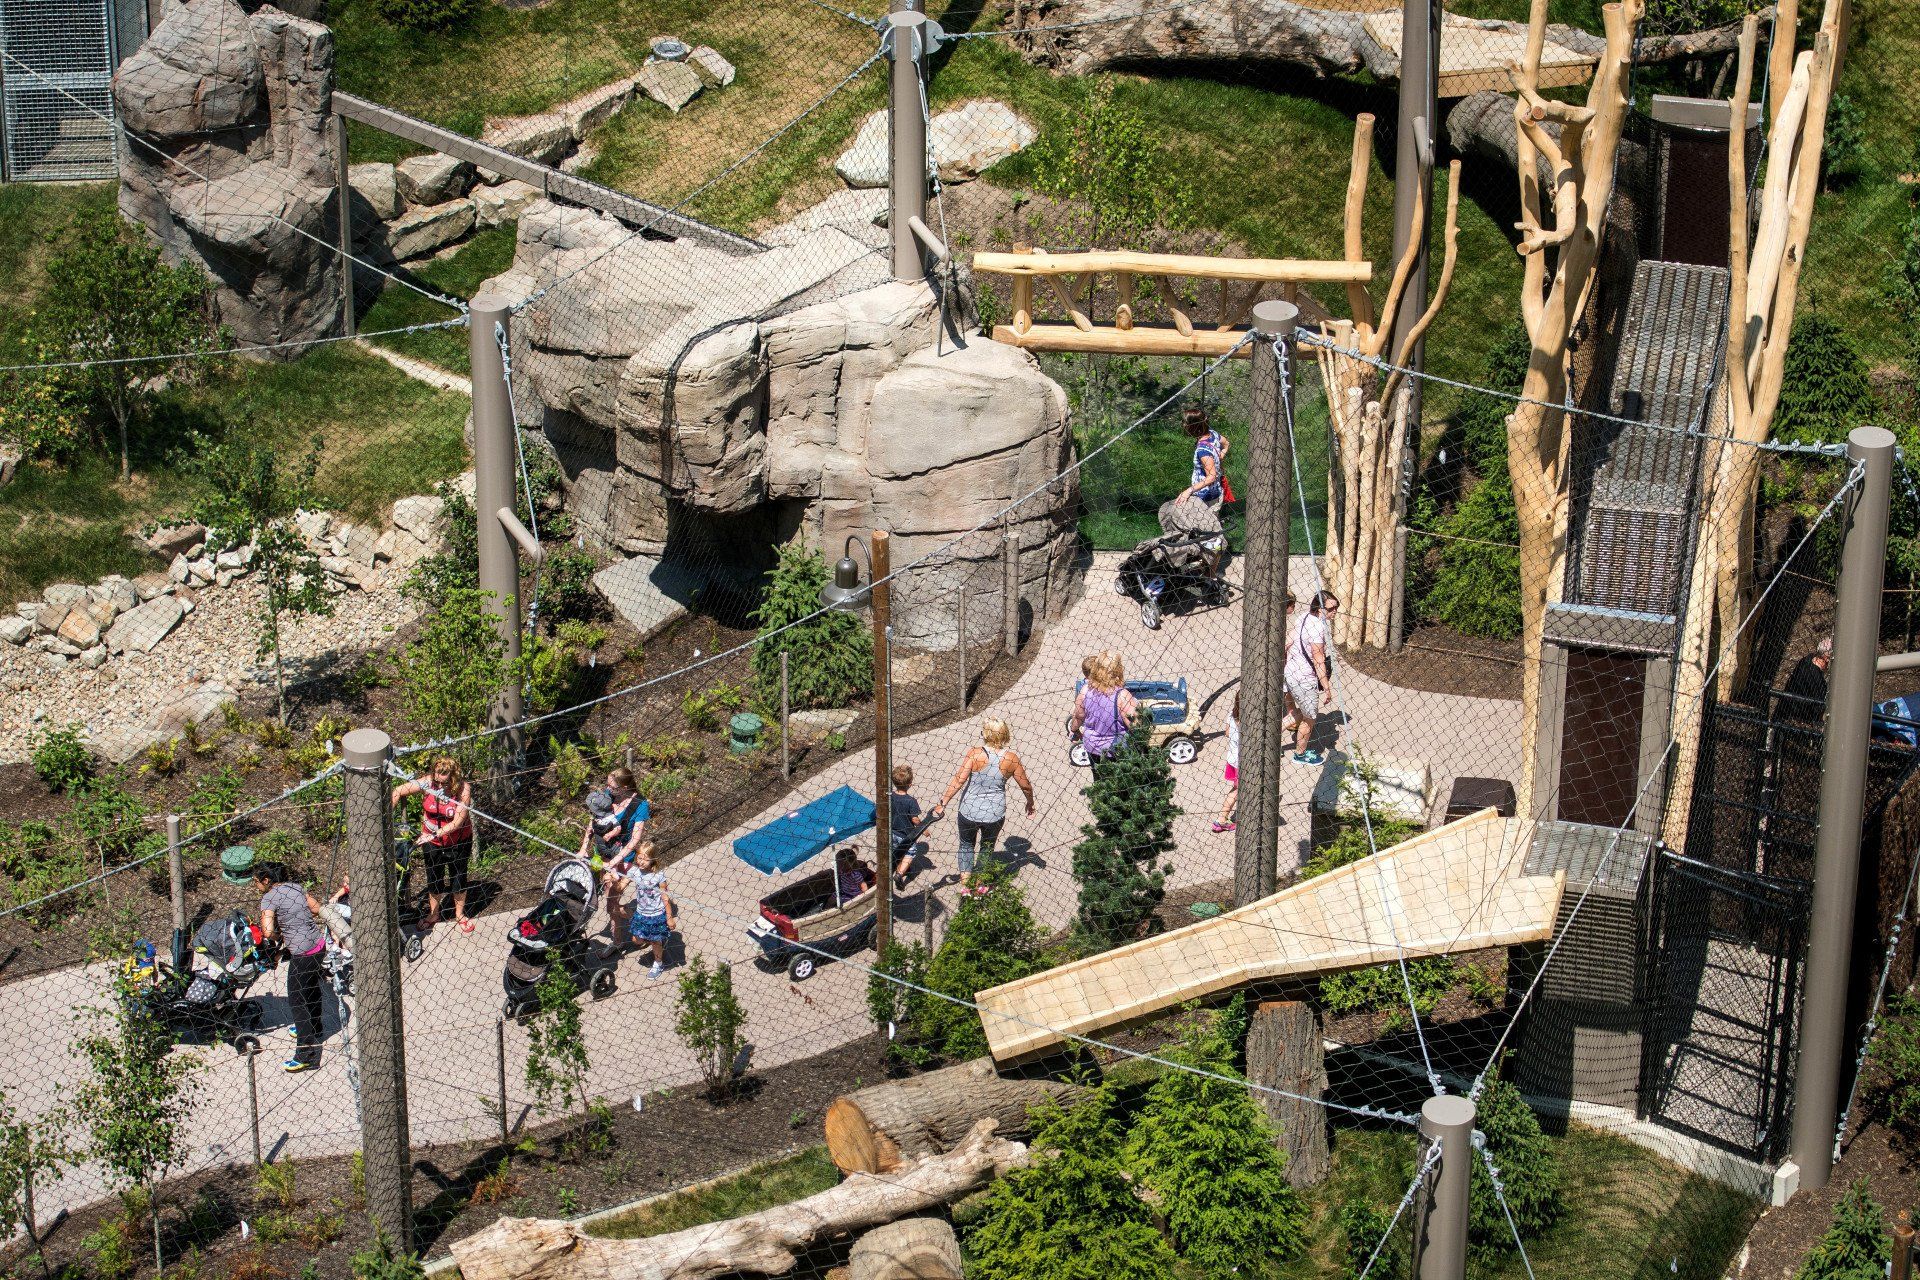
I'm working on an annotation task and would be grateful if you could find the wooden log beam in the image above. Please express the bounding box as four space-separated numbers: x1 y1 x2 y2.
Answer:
449 1122 1028 1280
1343 113 1377 337
973 249 1373 285
824 1057 1087 1175
993 323 1257 357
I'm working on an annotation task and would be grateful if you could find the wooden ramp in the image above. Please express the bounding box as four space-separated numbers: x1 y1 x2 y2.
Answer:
975 810 1565 1062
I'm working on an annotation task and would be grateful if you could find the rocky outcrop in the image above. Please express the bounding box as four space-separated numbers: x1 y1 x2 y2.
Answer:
484 194 1077 649
835 102 1035 190
115 0 341 351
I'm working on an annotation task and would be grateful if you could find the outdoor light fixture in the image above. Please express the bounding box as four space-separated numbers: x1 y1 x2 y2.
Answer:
818 535 872 613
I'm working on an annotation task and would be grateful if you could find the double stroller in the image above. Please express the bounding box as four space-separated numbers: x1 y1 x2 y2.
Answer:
126 912 269 1054
502 859 619 1018
1113 497 1234 629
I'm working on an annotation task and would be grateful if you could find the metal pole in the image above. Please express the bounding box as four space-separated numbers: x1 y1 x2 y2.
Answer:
1791 425 1895 1190
334 112 355 338
887 11 929 283
780 651 791 779
1234 301 1297 906
342 727 413 1250
495 1018 509 1145
957 583 969 712
1002 527 1020 657
1414 1094 1474 1280
1390 0 1437 428
165 813 186 941
871 531 895 955
247 1048 263 1167
469 294 525 762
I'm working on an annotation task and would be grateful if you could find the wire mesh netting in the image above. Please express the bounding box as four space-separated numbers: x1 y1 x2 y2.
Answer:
1 0 1918 1276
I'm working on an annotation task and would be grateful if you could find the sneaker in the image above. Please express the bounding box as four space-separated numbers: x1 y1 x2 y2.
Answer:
1293 750 1324 765
282 1058 315 1074
1211 820 1236 833
647 963 665 980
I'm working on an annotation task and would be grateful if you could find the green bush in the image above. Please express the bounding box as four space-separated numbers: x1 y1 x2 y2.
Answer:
394 586 513 772
1867 991 1920 1133
0 821 94 918
681 682 744 733
1823 94 1864 189
535 546 600 627
368 0 481 31
1299 815 1423 881
1337 1198 1406 1280
1319 956 1458 1033
1469 1066 1562 1248
749 543 872 711
351 1234 425 1280
1775 313 1879 447
867 940 933 1067
965 1085 1179 1280
676 956 749 1099
30 723 92 793
1888 205 1920 374
401 486 478 610
1072 720 1177 949
912 861 1049 1060
68 778 149 865
1796 1180 1888 1280
1123 1012 1306 1276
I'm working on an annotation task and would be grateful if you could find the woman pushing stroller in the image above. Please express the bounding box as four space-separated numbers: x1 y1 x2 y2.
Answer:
389 756 474 934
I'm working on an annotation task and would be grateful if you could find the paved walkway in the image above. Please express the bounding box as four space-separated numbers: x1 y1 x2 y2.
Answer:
0 554 1520 1226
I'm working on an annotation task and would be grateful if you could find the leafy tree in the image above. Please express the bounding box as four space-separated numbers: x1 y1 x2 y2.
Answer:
675 956 749 1099
867 940 933 1067
1123 1012 1306 1276
1072 720 1177 949
0 1089 70 1279
1796 1180 1889 1280
394 587 513 773
193 438 333 723
72 973 202 1272
1775 313 1879 446
402 486 479 610
965 1085 1178 1280
913 861 1048 1060
749 542 873 711
1028 75 1192 248
1469 1065 1562 1248
523 966 589 1119
0 207 220 478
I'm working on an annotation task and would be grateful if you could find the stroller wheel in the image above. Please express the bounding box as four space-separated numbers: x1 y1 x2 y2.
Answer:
1140 597 1161 630
788 953 817 982
503 998 520 1022
590 968 617 998
231 1034 261 1056
241 1002 263 1030
405 933 425 962
1069 742 1092 768
1112 574 1128 595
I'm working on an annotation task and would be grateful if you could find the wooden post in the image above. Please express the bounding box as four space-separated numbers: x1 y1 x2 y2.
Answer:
956 584 969 712
496 1018 509 1145
334 112 355 337
824 1058 1087 1174
1245 1001 1330 1188
780 651 791 780
872 531 894 957
1001 527 1020 657
1389 524 1409 653
1893 1209 1914 1280
1011 242 1033 334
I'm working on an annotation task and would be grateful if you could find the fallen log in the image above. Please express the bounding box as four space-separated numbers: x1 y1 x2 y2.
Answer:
448 1121 1028 1280
824 1057 1087 1174
848 1219 964 1280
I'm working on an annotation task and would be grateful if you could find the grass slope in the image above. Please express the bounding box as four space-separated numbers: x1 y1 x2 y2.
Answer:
586 1147 841 1239
358 223 517 374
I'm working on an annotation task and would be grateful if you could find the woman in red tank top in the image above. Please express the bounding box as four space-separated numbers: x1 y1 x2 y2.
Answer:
390 756 474 932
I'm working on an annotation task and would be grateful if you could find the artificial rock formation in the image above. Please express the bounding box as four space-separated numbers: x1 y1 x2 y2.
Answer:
483 198 1078 649
115 0 342 351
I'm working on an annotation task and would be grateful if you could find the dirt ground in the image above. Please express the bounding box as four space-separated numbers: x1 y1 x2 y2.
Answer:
1738 1120 1918 1279
1339 623 1523 702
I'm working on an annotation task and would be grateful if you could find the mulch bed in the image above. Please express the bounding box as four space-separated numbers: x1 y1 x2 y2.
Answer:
1339 622 1523 702
16 1033 892 1280
1738 1120 1919 1279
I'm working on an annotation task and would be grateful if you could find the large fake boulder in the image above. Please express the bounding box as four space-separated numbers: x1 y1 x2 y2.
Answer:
115 0 341 351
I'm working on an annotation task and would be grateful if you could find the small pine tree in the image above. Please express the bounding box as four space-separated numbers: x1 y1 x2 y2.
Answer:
1775 313 1879 446
1795 1180 1889 1280
965 1085 1179 1280
675 956 749 1099
916 861 1049 1059
1469 1066 1562 1248
522 966 589 1119
749 543 873 711
1337 1198 1407 1280
1072 720 1178 949
1123 1011 1306 1276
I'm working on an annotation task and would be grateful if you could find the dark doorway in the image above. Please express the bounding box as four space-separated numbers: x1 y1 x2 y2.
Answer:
1558 647 1646 827
1659 130 1734 267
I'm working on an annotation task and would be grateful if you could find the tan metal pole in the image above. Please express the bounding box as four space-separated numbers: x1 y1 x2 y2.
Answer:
469 294 525 761
887 12 929 282
872 530 894 955
1414 1094 1474 1280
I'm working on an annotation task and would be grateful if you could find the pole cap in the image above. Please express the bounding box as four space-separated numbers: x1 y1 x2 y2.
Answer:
1420 1092 1476 1131
887 8 926 26
342 727 393 769
1251 299 1300 337
1848 425 1897 456
469 292 512 322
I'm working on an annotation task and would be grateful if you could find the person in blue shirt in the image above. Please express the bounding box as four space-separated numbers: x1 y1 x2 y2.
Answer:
1174 405 1230 577
580 766 650 943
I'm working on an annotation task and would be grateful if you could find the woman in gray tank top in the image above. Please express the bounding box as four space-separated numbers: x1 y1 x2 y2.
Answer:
934 717 1036 876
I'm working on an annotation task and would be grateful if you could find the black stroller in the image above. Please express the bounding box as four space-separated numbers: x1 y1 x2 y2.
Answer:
1113 498 1234 629
126 912 268 1054
502 859 618 1018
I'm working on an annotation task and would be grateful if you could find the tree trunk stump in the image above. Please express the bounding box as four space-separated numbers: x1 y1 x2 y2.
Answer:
1246 1000 1331 1188
849 1218 964 1280
824 1056 1086 1174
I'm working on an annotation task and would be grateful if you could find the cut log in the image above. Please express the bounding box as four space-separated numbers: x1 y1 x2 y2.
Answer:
449 1121 1027 1280
1246 1000 1331 1188
825 1056 1088 1174
849 1219 964 1280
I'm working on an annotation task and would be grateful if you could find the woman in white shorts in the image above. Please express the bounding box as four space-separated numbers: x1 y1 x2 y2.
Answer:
1285 592 1337 764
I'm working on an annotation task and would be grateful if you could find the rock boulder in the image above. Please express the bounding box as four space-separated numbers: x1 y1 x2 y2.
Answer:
386 198 477 260
635 60 702 113
396 152 475 206
348 162 400 220
108 595 187 655
928 101 1037 183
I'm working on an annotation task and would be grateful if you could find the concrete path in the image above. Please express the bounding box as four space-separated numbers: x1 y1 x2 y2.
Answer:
0 554 1519 1227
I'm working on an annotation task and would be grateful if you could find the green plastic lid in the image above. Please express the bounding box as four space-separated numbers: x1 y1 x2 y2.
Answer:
1188 901 1225 920
730 712 764 735
220 844 256 885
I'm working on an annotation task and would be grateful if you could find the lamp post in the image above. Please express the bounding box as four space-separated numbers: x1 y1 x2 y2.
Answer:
821 530 894 956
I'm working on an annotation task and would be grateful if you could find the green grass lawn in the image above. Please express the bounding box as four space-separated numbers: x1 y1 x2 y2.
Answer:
358 223 516 374
586 1147 841 1238
0 344 471 600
